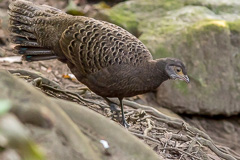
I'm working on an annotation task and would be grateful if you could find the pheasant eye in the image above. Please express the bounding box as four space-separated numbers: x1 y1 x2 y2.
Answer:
176 68 181 72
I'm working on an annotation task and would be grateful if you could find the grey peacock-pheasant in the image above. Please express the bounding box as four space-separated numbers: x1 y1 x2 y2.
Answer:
8 0 189 127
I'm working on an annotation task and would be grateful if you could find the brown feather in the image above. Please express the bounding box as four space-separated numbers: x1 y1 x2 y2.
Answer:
8 1 188 124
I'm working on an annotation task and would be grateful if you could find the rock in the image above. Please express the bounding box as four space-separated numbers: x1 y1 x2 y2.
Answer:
107 0 240 116
0 9 10 47
184 116 240 154
0 70 160 160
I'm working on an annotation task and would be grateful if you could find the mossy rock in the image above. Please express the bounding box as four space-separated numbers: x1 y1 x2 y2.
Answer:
106 0 240 115
157 18 240 115
107 0 240 35
107 0 186 35
228 19 240 33
184 0 240 14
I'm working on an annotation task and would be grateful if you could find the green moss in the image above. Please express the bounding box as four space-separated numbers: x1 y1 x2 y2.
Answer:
228 19 240 33
183 19 228 45
125 0 185 12
191 19 228 33
155 0 185 10
107 0 185 35
184 0 240 14
197 77 207 87
65 0 84 16
174 81 188 94
107 4 139 35
0 99 11 116
154 24 181 35
154 45 172 59
204 4 240 15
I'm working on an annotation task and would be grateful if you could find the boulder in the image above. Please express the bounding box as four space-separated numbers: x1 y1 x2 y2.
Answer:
107 0 240 116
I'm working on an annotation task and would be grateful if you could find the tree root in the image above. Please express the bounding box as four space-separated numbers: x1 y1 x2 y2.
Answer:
198 138 236 160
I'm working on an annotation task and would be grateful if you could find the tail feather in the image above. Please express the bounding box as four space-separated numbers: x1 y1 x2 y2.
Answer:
8 0 65 61
9 22 34 33
8 11 33 25
9 0 65 18
10 28 36 39
24 55 59 61
11 37 40 47
14 46 54 55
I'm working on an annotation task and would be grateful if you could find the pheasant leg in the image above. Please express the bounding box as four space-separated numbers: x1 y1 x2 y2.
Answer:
119 98 130 128
103 97 120 120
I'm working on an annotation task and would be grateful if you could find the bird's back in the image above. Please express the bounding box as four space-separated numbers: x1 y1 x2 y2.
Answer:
60 17 153 77
9 0 153 74
9 0 159 98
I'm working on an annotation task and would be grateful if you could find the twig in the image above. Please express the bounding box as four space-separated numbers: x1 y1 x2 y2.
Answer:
128 128 143 134
151 116 183 129
9 69 61 89
41 84 109 109
187 134 198 153
106 98 184 124
124 111 135 116
143 119 153 136
171 133 190 142
198 138 237 160
179 154 184 160
153 126 167 132
183 123 212 143
159 147 202 160
163 132 172 153
197 149 209 160
130 132 160 144
228 149 240 160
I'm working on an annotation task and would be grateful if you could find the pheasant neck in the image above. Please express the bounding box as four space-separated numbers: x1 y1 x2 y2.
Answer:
142 59 170 90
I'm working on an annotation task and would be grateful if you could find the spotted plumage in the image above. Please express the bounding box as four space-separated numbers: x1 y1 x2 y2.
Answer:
8 0 189 127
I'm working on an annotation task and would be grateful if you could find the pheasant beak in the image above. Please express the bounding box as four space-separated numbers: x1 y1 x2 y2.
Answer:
181 75 190 83
175 71 190 83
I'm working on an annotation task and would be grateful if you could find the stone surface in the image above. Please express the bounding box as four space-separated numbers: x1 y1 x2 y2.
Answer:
0 70 160 160
107 0 240 115
0 9 9 54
